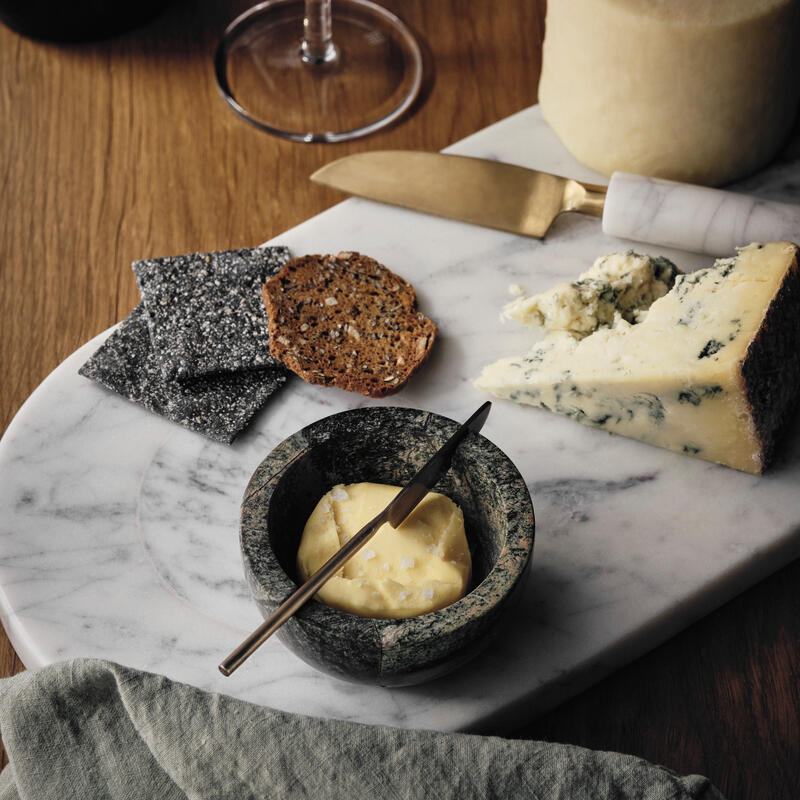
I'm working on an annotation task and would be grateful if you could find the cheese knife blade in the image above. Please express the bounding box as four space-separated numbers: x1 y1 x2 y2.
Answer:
311 151 800 257
312 150 606 239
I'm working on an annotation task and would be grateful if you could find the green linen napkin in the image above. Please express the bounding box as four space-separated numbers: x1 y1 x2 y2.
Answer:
0 659 726 799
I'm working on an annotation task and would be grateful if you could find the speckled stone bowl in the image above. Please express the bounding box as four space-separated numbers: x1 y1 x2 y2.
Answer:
240 406 534 687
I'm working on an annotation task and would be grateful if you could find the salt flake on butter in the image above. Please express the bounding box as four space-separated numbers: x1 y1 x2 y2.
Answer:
329 485 349 502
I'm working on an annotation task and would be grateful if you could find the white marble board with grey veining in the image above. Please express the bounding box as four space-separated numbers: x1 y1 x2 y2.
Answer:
2 106 800 733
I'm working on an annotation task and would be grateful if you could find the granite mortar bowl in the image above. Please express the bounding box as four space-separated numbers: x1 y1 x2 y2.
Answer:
240 406 535 687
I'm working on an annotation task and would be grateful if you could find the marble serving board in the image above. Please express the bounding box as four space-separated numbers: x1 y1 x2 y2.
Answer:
2 106 800 734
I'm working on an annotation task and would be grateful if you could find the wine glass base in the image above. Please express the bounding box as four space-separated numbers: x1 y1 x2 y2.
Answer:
214 0 423 143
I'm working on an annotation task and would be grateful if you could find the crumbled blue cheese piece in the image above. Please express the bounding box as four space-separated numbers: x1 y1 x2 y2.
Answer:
502 251 680 336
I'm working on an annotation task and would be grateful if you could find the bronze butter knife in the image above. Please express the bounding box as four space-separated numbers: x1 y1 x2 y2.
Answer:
311 150 800 257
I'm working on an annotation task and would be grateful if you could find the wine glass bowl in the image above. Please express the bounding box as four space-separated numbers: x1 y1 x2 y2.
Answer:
214 0 423 142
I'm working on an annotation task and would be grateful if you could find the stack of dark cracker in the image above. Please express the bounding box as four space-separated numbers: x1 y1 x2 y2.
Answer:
79 246 291 443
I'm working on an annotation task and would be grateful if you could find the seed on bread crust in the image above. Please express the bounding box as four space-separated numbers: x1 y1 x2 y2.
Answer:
262 252 437 397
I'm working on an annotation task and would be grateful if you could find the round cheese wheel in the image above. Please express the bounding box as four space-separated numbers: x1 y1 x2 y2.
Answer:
539 0 800 186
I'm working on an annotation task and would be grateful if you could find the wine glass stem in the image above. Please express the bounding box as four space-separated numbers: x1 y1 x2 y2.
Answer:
301 0 338 64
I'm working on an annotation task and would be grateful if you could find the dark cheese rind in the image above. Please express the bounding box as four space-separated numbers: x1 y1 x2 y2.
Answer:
133 246 291 381
79 304 287 443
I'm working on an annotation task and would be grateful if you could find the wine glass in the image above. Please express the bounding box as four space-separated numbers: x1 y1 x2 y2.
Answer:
214 0 423 143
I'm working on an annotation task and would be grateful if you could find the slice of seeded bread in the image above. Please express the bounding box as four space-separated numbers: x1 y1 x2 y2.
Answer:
262 252 437 397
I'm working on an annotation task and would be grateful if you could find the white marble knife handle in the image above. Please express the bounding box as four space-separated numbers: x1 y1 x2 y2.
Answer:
601 172 800 257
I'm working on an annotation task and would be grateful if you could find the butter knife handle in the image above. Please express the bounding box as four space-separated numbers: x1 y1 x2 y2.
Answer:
602 172 800 256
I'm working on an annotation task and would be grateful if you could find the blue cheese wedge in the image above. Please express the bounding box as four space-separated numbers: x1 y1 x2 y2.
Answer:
476 242 800 473
502 251 680 336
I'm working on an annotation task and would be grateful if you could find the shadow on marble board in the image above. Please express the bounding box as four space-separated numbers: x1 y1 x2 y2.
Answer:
771 405 800 474
412 328 451 387
778 107 800 162
732 108 800 199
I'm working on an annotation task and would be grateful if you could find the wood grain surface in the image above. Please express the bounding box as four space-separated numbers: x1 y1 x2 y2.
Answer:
1 1 798 795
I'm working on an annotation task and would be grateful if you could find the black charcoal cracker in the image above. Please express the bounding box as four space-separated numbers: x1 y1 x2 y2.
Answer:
79 304 287 443
78 304 172 417
133 246 291 381
168 367 287 443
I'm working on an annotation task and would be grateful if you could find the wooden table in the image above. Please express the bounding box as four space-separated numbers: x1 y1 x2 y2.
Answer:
1 2 798 796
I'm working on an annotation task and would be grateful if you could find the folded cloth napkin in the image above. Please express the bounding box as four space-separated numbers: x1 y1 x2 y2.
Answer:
0 660 726 800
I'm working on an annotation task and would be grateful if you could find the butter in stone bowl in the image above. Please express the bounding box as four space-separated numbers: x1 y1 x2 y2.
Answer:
239 406 535 687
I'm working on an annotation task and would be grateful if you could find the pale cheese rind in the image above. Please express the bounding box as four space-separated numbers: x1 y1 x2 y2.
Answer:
476 242 800 473
539 0 800 186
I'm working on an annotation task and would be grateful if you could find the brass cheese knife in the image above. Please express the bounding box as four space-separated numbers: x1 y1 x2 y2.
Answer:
311 150 800 257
